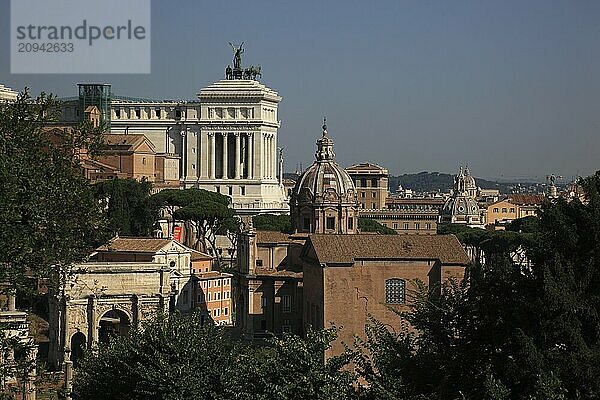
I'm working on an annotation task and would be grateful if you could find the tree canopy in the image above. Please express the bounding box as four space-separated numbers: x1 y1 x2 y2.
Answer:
73 312 355 400
358 218 397 235
93 178 156 237
0 90 106 294
252 214 293 233
151 188 240 264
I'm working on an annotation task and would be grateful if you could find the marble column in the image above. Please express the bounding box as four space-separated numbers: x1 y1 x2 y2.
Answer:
247 133 254 179
209 133 215 179
180 129 187 181
234 133 241 179
222 132 228 179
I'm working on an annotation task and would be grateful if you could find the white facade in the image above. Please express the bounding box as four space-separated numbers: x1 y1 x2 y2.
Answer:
0 84 18 102
61 79 288 214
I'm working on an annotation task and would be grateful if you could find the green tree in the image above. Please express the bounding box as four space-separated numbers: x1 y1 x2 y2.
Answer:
358 218 397 235
252 214 293 233
73 312 356 400
356 173 600 399
152 188 240 265
93 178 157 237
0 90 106 294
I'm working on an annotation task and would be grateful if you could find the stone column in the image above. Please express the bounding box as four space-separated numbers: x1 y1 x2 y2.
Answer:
209 133 215 179
200 131 208 179
62 296 70 363
222 132 228 179
180 129 187 181
234 133 241 179
247 133 254 179
87 295 97 348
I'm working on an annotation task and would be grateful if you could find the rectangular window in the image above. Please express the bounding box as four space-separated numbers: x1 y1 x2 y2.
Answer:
135 108 141 118
216 186 221 193
361 192 366 198
207 293 211 301
371 178 378 188
415 223 420 230
326 217 335 230
372 203 376 209
425 223 431 230
493 208 499 212
403 222 409 230
348 217 354 230
502 208 507 213
175 109 182 119
261 296 267 309
385 279 406 304
240 186 246 195
361 178 367 187
509 208 515 213
393 223 398 229
217 292 221 300
155 108 161 119
282 295 291 313
228 186 233 196
224 307 228 316
372 191 377 198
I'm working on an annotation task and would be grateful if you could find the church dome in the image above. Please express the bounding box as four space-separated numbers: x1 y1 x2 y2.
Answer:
290 119 359 234
440 165 484 228
291 119 356 205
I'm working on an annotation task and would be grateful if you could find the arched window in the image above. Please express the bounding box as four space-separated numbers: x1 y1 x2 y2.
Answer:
385 279 405 304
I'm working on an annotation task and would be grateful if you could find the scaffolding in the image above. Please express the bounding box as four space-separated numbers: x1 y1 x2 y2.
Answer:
78 83 111 129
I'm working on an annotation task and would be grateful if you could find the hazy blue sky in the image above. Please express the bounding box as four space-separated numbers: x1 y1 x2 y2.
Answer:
1 0 598 180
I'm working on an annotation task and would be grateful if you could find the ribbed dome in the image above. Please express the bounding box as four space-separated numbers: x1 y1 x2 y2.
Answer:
441 196 480 217
291 119 356 205
440 165 484 228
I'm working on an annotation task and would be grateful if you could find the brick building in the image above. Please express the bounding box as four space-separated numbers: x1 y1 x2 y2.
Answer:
301 234 469 356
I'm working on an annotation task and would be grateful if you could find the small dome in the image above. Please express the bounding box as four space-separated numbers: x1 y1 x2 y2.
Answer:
442 196 480 217
440 165 484 228
291 118 356 205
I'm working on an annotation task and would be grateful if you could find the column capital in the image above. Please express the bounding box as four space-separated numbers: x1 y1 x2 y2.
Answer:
221 132 229 137
207 132 215 137
233 132 240 137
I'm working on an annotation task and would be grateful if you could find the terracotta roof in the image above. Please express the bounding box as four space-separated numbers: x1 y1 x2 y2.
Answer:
507 194 545 206
96 237 172 253
191 250 213 261
346 162 388 174
306 234 469 265
255 231 293 244
102 134 155 152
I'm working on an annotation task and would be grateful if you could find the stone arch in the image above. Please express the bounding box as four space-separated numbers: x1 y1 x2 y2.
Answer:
98 309 131 344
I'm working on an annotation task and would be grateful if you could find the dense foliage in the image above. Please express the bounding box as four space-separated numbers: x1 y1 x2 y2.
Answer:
355 173 600 399
358 218 397 235
93 178 156 237
0 90 106 294
151 188 240 264
252 213 293 233
73 312 355 400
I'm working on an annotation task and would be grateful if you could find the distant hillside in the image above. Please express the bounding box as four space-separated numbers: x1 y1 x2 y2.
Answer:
286 171 542 195
389 172 532 194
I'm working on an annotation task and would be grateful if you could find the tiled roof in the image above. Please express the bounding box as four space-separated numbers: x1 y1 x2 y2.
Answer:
96 237 172 253
507 194 545 206
102 134 155 152
306 234 469 265
255 231 293 244
191 250 213 261
345 162 388 173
